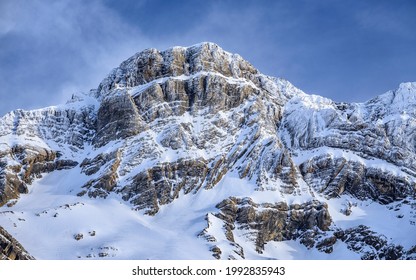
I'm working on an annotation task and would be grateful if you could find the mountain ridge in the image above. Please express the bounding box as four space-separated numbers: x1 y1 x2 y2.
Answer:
0 42 415 259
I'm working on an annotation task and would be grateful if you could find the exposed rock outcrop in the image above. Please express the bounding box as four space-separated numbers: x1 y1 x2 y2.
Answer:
96 43 259 99
79 149 122 198
0 226 34 260
200 197 331 258
0 145 78 206
93 92 147 147
120 158 209 215
311 225 415 260
299 154 415 203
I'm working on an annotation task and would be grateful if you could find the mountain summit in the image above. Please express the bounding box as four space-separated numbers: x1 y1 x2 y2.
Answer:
0 43 415 259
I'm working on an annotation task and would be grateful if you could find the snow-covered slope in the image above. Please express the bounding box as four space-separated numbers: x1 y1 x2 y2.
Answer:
0 43 415 260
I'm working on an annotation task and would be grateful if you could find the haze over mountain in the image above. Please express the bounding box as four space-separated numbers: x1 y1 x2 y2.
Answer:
1 43 415 260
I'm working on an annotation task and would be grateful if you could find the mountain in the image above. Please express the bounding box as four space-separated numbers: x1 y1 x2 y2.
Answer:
0 42 415 260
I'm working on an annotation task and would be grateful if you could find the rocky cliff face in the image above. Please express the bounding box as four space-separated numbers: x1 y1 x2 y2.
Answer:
0 43 415 259
200 197 331 259
0 101 95 208
1 226 34 260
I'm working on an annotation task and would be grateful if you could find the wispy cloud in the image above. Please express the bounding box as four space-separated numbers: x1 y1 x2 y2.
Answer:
354 2 415 37
0 0 152 115
0 1 16 35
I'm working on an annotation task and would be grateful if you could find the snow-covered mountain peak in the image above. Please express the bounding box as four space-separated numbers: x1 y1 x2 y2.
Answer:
364 82 416 118
1 43 415 260
94 42 259 100
398 81 416 92
392 82 416 107
287 92 335 111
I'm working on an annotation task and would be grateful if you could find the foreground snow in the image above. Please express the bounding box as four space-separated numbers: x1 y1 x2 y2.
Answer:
1 164 414 259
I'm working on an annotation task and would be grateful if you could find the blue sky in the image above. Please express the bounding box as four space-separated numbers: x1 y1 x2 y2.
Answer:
0 0 415 116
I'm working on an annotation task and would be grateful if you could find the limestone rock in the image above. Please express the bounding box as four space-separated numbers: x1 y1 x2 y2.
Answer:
330 225 410 260
93 92 147 147
73 233 84 241
299 155 414 203
0 145 78 206
119 158 208 215
0 226 34 260
96 43 259 99
203 197 332 257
